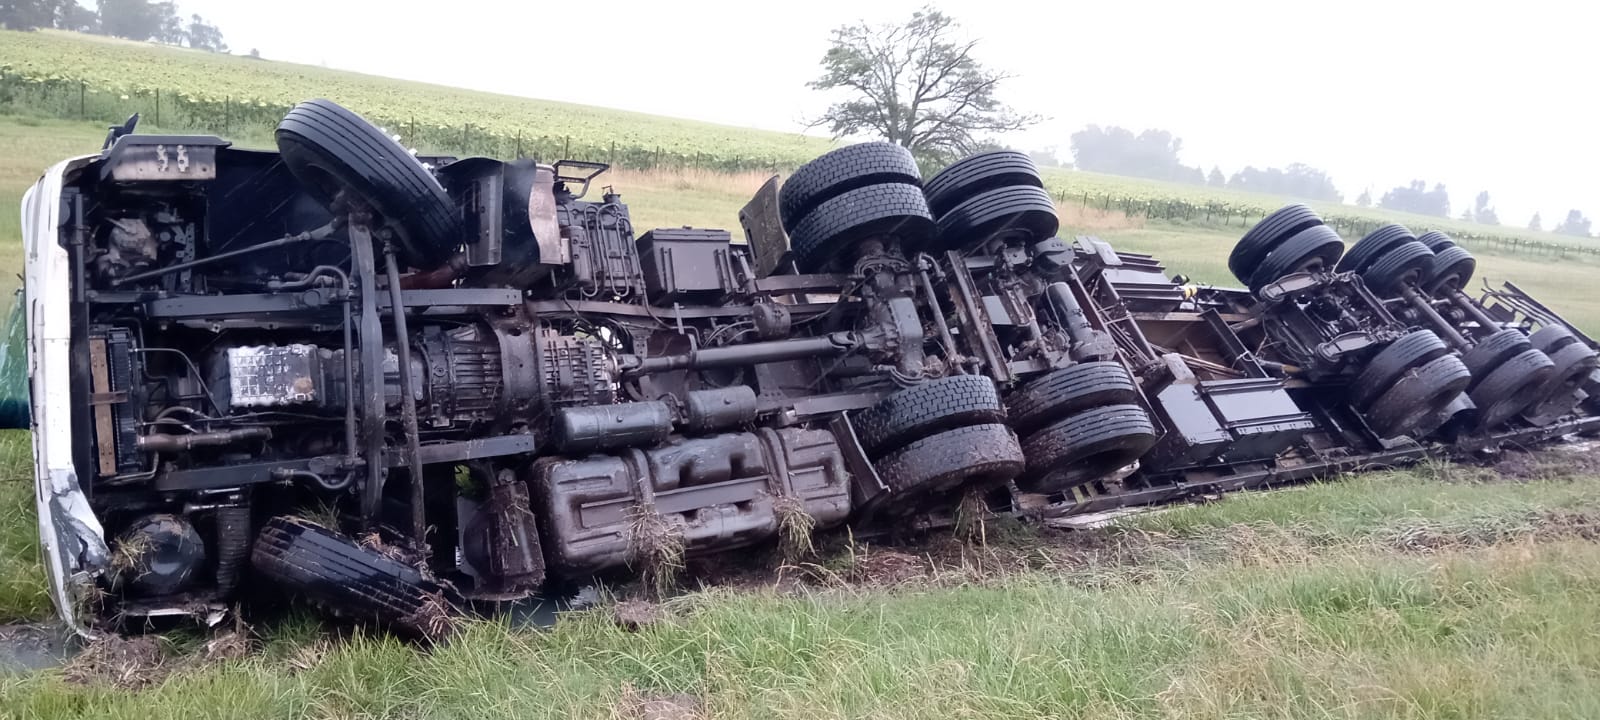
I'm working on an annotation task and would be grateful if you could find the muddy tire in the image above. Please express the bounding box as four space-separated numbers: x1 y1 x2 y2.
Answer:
1469 348 1556 430
1337 223 1416 274
1005 361 1140 435
252 516 459 637
852 374 1005 456
1462 328 1532 383
778 143 921 231
1018 404 1158 493
923 151 1044 217
1416 230 1457 253
1350 330 1450 411
276 99 460 270
1365 354 1471 438
1420 245 1476 296
1360 241 1434 296
872 423 1025 511
1248 224 1345 292
1523 342 1600 422
931 185 1059 251
1228 204 1322 284
787 183 934 273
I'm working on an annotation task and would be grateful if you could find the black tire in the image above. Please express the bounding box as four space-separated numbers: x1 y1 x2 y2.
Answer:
872 424 1025 512
778 143 921 232
1416 230 1457 253
1420 245 1476 296
1529 324 1579 354
1364 354 1471 438
1349 330 1450 411
923 151 1044 218
787 183 934 273
1360 241 1434 297
852 374 1005 456
931 185 1059 251
1248 224 1344 291
1462 328 1532 384
1005 361 1140 435
1018 404 1158 493
276 99 460 270
1523 342 1600 421
252 516 460 637
1337 224 1416 274
1228 204 1323 283
1470 348 1556 430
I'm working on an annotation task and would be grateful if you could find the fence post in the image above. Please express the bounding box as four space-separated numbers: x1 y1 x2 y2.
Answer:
515 129 522 158
154 88 160 126
564 136 570 158
224 96 230 133
79 82 85 119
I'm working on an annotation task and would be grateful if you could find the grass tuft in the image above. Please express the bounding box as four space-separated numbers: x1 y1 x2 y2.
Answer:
626 504 685 600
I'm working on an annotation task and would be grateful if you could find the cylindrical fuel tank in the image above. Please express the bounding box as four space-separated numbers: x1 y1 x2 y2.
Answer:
684 386 758 433
554 401 673 454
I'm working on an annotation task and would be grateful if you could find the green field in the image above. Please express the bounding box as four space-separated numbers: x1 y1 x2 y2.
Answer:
2 28 1595 259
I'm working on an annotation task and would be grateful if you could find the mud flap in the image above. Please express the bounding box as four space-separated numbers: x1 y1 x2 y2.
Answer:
738 175 789 278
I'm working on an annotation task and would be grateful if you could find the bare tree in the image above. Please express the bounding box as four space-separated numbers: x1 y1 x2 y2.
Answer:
808 7 1037 161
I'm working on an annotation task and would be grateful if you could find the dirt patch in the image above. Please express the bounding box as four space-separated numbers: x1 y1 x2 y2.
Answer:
612 600 662 632
1493 446 1600 481
63 634 167 689
613 684 704 720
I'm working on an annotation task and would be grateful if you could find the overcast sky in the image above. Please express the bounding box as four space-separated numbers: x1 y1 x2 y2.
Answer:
171 0 1594 225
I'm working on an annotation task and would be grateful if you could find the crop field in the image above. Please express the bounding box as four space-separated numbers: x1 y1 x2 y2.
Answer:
3 28 1596 260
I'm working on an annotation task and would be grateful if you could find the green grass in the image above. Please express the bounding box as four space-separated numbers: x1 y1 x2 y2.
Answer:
6 472 1600 717
0 29 834 170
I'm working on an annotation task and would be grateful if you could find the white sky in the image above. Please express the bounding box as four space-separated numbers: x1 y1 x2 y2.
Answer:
172 0 1594 225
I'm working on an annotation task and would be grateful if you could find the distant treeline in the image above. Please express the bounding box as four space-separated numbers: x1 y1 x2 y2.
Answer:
0 0 229 53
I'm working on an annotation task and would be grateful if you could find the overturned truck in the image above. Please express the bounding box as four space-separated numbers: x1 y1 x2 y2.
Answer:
21 100 1600 636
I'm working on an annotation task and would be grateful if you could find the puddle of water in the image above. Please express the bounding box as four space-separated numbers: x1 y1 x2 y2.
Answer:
0 623 77 674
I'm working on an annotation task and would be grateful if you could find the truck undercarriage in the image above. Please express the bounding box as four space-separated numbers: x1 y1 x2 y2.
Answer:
22 100 1600 636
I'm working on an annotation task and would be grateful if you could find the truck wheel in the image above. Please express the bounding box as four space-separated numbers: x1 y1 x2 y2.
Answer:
931 185 1059 251
1336 223 1415 274
276 99 460 270
787 183 934 273
1523 342 1600 421
252 516 460 638
1462 328 1532 384
1018 404 1158 493
1529 324 1579 354
872 423 1025 513
923 150 1043 218
1248 224 1344 292
1365 354 1471 438
1470 348 1556 430
1004 361 1140 435
1359 241 1434 297
1228 204 1322 284
1420 245 1476 296
778 143 921 232
852 374 1005 456
1349 330 1450 411
1416 230 1457 252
